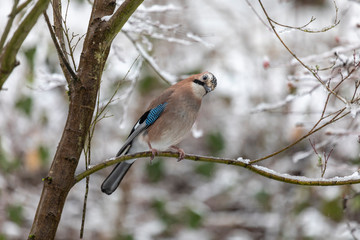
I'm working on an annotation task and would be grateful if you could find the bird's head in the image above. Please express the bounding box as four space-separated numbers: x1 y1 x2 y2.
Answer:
192 71 217 96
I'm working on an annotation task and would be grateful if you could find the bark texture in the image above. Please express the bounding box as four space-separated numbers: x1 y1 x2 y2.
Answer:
28 0 144 239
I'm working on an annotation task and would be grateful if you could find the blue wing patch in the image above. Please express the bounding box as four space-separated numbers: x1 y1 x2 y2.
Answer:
146 103 167 126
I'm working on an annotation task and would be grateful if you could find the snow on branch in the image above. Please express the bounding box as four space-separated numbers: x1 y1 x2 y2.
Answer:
250 85 319 113
123 31 177 85
289 43 360 67
124 4 214 48
137 4 181 13
250 164 360 186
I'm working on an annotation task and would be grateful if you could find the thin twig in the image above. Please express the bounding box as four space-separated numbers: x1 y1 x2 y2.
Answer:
123 31 176 85
343 192 360 240
51 0 68 55
258 0 346 104
0 0 20 51
43 12 78 82
249 109 349 164
15 0 32 14
271 0 339 33
244 0 271 31
80 131 91 239
62 0 81 71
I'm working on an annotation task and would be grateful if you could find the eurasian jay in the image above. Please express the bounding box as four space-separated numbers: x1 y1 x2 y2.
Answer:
101 71 217 195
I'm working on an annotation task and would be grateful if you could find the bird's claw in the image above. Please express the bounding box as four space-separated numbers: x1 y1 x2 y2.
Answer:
171 146 185 162
177 149 185 162
150 148 158 164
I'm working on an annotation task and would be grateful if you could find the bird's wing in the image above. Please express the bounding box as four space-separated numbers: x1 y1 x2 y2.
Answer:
116 102 168 157
147 88 174 110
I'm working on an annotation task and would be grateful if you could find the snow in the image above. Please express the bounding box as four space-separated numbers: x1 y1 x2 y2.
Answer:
346 102 360 118
236 157 250 164
137 4 181 13
186 33 214 48
252 164 360 184
101 15 112 22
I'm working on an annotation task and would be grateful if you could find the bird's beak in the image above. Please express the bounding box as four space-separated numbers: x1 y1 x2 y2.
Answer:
204 85 212 94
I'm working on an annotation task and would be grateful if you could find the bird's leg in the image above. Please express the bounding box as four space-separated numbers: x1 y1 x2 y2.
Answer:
170 146 185 162
147 141 158 164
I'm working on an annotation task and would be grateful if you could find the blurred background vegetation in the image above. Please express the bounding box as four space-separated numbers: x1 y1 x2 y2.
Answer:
1 0 360 239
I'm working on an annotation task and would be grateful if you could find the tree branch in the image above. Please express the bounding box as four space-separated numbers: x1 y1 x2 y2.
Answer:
51 0 75 83
0 0 19 51
43 12 78 82
257 0 346 104
249 109 349 164
28 0 144 239
0 0 51 90
44 12 78 83
75 151 360 187
104 0 145 48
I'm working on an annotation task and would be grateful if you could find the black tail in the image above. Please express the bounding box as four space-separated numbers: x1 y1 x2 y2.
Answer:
101 161 133 195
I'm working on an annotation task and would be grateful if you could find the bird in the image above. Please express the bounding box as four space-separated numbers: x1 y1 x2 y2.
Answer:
101 71 217 195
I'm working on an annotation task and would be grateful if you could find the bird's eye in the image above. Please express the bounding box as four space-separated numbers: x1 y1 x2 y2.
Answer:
202 75 208 80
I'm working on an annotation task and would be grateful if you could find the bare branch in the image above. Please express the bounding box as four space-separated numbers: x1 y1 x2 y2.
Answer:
103 0 145 48
124 31 177 85
258 0 347 104
269 1 339 33
0 0 51 89
249 109 349 164
0 0 19 51
75 151 360 187
43 12 78 82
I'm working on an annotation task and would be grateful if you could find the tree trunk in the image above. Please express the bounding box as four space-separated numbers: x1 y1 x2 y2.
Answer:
28 0 143 239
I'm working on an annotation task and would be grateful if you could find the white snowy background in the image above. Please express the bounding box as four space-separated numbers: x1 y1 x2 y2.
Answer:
1 0 360 239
